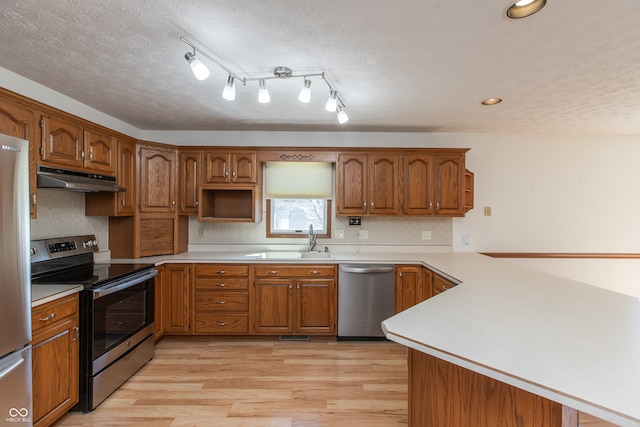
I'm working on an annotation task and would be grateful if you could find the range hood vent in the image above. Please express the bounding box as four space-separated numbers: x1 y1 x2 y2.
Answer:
37 165 125 192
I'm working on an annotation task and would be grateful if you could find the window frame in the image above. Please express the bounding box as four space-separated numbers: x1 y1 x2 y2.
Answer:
266 199 332 238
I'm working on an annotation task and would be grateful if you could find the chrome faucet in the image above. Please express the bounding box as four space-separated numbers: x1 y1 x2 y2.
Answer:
308 224 317 252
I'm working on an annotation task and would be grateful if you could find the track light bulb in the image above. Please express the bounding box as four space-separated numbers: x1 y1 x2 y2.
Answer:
337 105 349 124
222 75 236 101
325 90 338 112
185 51 210 80
258 79 271 103
298 79 312 103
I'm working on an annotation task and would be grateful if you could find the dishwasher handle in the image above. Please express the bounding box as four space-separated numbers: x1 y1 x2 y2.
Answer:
339 265 394 274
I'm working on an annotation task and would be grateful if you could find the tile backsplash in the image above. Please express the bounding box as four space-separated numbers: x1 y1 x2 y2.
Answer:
30 189 108 243
29 190 452 251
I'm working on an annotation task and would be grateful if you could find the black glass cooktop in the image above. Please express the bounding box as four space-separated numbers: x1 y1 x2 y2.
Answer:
31 261 155 289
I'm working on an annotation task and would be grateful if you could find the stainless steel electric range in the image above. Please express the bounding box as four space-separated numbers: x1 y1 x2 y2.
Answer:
30 235 157 413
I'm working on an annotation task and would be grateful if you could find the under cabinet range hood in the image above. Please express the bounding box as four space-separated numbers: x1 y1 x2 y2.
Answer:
36 165 125 192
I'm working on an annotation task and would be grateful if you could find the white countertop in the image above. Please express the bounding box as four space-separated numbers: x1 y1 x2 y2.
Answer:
105 249 640 425
31 284 84 307
382 253 640 427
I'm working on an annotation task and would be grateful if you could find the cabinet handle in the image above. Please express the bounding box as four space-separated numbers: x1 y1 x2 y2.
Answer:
216 300 227 305
310 270 320 275
289 284 292 294
195 200 199 207
297 284 300 290
121 197 126 208
232 171 236 177
371 201 374 209
269 270 278 274
39 313 56 322
363 202 367 209
225 171 229 177
31 193 37 206
216 321 226 327
216 270 226 274
72 326 79 341
429 202 433 210
216 283 226 287
80 149 85 161
89 151 93 161
436 202 440 210
172 200 176 208
441 285 448 291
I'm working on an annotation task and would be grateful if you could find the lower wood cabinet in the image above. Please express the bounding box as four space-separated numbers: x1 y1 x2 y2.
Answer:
253 265 337 335
193 264 251 334
162 264 191 334
31 294 79 427
396 265 458 312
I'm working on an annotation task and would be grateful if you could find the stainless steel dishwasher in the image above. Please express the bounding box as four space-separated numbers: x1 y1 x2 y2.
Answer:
338 264 395 339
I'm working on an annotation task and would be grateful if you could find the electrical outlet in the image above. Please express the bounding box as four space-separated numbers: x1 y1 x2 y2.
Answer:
422 231 432 240
348 217 362 226
484 206 492 216
359 230 369 239
335 229 345 239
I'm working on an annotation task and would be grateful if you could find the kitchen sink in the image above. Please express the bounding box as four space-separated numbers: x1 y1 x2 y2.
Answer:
300 251 333 259
245 251 333 260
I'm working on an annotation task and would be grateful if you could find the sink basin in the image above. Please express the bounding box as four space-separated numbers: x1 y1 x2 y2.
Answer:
300 251 333 259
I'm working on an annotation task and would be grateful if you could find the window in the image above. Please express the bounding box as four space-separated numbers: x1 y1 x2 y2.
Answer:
267 199 331 237
264 161 333 238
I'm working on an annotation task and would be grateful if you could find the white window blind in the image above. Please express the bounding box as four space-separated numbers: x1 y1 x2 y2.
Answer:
265 162 333 199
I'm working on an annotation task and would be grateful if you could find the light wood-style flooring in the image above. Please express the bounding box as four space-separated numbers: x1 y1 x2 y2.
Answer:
55 337 619 427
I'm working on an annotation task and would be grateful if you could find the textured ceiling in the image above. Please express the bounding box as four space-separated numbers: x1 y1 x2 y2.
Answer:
1 0 639 134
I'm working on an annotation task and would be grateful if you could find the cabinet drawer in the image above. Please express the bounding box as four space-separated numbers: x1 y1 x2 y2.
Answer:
194 313 248 334
432 275 457 295
32 294 78 334
194 264 249 277
255 265 335 277
194 277 249 290
195 291 249 312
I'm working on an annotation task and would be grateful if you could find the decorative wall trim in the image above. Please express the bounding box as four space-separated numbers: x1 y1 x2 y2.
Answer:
481 252 640 259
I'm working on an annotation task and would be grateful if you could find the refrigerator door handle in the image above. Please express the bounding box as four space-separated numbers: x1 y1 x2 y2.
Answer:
0 352 25 380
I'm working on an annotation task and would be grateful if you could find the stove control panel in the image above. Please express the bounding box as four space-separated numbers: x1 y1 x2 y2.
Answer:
30 234 98 263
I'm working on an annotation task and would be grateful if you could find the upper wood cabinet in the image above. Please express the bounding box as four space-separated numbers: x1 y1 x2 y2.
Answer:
204 150 257 184
0 96 38 217
403 152 467 217
336 153 400 215
178 149 202 215
138 144 177 213
85 138 137 216
39 115 116 175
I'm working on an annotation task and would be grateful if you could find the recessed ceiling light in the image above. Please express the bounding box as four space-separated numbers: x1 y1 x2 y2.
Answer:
482 98 503 106
506 0 546 19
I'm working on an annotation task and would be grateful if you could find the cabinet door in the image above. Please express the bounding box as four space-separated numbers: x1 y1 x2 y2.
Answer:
421 267 434 302
253 278 293 334
395 266 422 312
40 115 83 169
117 140 136 215
404 154 435 215
83 128 116 174
230 152 257 183
369 154 400 214
204 151 231 183
139 145 177 213
179 150 202 214
295 278 336 335
434 153 465 216
0 97 37 217
162 264 190 334
154 266 164 341
336 153 368 214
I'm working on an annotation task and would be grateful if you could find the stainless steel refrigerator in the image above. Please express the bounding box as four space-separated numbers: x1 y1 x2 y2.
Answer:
0 135 33 426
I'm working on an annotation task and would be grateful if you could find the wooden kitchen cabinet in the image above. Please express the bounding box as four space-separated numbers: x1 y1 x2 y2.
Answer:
85 138 137 216
193 264 251 334
198 184 261 222
31 294 79 427
154 265 164 341
39 115 116 175
253 265 337 335
336 152 400 215
432 272 458 296
403 152 467 217
204 150 257 184
0 95 38 217
395 265 426 312
178 149 203 215
139 144 177 213
162 264 191 334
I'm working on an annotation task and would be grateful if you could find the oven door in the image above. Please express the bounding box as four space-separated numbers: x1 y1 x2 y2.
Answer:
89 269 157 375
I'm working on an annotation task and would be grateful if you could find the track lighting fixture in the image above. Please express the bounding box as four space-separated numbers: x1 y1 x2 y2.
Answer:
258 79 271 103
298 79 312 103
184 51 209 80
222 75 236 101
180 36 349 124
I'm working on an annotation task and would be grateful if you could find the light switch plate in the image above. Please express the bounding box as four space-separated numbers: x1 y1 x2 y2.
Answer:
422 231 432 240
359 230 369 239
335 229 345 239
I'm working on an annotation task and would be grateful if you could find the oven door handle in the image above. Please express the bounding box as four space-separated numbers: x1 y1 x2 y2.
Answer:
93 269 158 300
